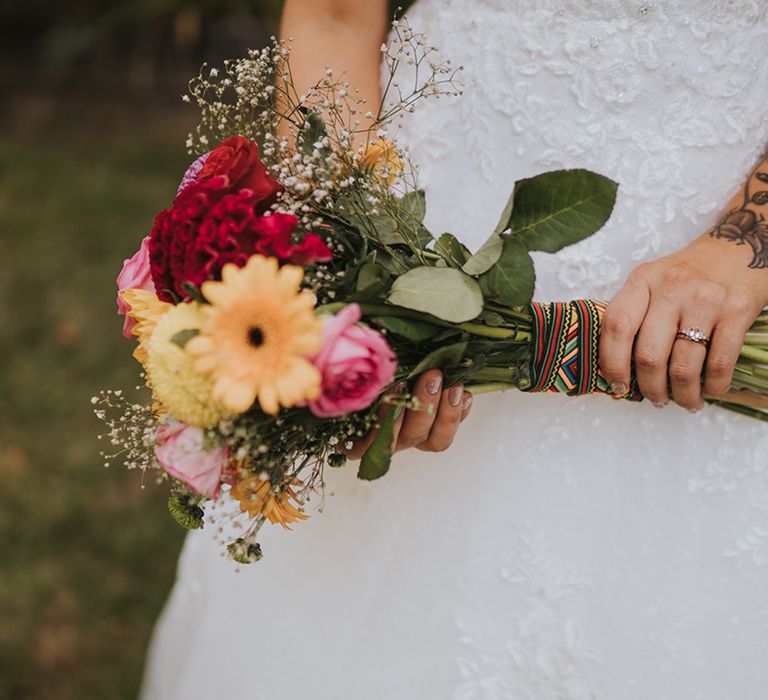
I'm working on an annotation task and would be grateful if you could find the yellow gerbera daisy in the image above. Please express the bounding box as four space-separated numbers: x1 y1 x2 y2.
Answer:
186 255 323 415
358 139 403 185
145 301 230 427
230 476 309 529
120 288 172 364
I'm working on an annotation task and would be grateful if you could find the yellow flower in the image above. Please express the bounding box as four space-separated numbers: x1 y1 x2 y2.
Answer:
120 289 172 364
145 301 230 427
230 476 309 529
358 139 403 185
186 255 323 415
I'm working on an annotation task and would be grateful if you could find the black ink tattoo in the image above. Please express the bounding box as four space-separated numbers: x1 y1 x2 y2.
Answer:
709 161 768 269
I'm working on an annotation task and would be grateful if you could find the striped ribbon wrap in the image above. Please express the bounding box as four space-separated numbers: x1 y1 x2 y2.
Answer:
524 299 643 401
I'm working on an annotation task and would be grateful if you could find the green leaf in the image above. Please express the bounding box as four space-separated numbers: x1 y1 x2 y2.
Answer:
462 233 504 276
434 233 470 268
299 109 328 156
168 494 204 530
479 311 506 327
374 250 412 276
358 405 401 480
343 208 408 247
181 281 205 304
509 169 618 253
393 190 432 248
355 262 391 299
408 341 468 378
368 212 402 245
478 238 536 306
444 353 488 385
339 191 433 249
170 328 200 348
401 190 426 222
373 316 441 341
387 267 483 323
493 189 517 235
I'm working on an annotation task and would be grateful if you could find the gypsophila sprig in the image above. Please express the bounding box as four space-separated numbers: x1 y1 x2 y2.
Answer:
92 390 161 477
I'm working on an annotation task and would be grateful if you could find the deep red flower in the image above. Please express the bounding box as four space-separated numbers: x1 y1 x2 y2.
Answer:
196 136 281 209
149 176 332 302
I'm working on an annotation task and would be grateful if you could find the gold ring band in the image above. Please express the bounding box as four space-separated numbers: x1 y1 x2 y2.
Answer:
675 327 710 348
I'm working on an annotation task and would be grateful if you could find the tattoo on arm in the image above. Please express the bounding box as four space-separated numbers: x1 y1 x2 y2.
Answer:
708 153 768 269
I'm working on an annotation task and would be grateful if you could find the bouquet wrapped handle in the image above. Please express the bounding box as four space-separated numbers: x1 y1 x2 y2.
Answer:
524 299 643 401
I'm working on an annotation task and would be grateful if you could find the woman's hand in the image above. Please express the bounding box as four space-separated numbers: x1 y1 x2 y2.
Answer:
601 154 768 411
344 370 474 459
599 234 768 411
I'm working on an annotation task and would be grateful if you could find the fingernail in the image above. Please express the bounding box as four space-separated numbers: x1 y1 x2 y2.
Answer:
426 375 442 395
462 392 473 411
610 381 628 396
449 384 463 406
652 400 668 409
688 404 704 414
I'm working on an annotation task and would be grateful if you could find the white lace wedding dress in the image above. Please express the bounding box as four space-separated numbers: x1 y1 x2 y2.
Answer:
141 2 768 698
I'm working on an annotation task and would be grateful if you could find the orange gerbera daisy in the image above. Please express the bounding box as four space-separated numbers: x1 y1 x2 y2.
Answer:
358 139 403 185
186 255 323 415
230 476 309 529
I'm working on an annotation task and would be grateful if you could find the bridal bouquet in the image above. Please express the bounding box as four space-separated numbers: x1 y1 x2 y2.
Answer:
95 22 768 562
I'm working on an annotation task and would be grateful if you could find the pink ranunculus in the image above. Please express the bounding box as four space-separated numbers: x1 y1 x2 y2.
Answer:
154 421 229 499
308 303 397 418
116 236 155 337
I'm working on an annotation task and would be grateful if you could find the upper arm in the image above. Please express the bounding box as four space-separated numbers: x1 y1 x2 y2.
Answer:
281 0 388 37
279 0 389 116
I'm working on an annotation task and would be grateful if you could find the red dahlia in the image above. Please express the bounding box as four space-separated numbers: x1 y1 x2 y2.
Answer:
149 175 332 302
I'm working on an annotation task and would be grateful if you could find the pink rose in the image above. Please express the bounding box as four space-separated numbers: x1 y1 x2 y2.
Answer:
116 236 155 337
154 421 228 499
308 303 397 418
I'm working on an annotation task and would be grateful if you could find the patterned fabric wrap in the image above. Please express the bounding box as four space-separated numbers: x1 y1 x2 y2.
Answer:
524 299 643 401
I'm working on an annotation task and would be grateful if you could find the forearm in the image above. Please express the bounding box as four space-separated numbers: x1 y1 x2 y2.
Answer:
708 150 768 270
279 0 388 124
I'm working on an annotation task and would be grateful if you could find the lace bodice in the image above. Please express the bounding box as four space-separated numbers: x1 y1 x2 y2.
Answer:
141 5 768 700
393 0 768 302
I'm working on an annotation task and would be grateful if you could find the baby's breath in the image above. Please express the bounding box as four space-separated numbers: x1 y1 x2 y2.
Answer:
92 390 161 477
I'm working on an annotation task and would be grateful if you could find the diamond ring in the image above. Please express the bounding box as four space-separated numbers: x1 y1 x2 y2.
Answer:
675 326 710 348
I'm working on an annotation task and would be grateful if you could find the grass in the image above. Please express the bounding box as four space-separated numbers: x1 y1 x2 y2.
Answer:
0 94 198 699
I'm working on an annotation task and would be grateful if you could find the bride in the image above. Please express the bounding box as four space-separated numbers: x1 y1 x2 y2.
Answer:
141 1 768 697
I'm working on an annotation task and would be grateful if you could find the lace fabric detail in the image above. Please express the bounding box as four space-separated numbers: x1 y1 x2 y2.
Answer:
392 0 768 302
453 527 602 700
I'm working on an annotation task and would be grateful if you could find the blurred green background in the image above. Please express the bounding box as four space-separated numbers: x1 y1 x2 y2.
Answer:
0 2 282 698
0 1 414 696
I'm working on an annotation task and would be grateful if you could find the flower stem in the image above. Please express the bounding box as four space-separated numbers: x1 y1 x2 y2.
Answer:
738 345 768 364
465 382 518 394
471 367 526 384
317 302 531 340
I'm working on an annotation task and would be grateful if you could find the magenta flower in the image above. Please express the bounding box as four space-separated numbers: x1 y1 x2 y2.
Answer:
307 304 397 418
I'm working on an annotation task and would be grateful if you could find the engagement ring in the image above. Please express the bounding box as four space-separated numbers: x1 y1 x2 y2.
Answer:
675 326 710 348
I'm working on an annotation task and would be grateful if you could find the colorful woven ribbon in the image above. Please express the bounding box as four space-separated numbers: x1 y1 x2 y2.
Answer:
524 299 643 401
